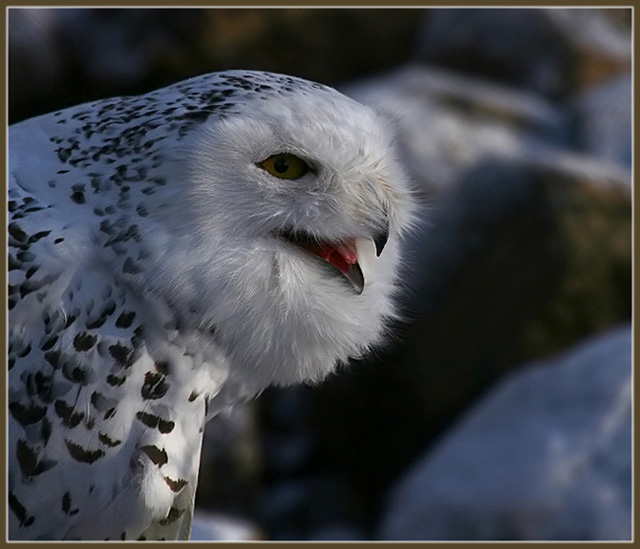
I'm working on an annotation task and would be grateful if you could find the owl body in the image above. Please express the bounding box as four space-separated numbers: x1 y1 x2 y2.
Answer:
8 71 413 539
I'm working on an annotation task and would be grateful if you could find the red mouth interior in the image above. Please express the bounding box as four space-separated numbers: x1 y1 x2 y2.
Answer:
307 240 358 276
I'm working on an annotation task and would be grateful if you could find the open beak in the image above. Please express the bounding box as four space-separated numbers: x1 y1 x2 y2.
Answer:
276 229 385 295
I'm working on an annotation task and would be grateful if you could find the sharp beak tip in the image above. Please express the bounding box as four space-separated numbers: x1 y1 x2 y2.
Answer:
374 229 389 257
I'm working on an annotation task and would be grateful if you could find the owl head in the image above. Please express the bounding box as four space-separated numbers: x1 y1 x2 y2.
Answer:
145 71 416 392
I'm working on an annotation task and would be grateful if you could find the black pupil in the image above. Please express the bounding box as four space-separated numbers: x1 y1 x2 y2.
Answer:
274 158 289 173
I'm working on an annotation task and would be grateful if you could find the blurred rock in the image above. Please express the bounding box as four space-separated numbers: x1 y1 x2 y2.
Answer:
255 386 365 540
308 521 367 541
544 8 631 89
55 9 203 85
194 9 423 87
195 403 264 514
8 7 423 124
308 151 631 534
9 7 206 123
8 9 62 124
258 475 361 541
344 64 573 196
571 74 632 168
258 386 315 478
416 8 631 97
416 8 570 97
191 511 262 540
380 325 631 540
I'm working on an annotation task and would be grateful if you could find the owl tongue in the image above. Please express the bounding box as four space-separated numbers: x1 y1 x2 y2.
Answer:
315 241 358 276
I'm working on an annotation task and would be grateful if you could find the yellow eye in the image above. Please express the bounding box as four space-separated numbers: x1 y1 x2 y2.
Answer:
259 153 311 180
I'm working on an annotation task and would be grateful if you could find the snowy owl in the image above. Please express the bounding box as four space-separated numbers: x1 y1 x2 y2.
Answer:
8 70 414 540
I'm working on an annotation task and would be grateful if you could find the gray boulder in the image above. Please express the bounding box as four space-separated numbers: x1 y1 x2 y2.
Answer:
344 64 633 199
415 8 631 96
344 64 572 196
380 325 631 541
572 74 632 168
190 511 261 540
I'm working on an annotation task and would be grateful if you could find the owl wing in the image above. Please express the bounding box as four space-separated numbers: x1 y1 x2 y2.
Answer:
8 151 207 540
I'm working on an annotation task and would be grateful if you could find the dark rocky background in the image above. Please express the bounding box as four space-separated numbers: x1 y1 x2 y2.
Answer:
8 7 632 541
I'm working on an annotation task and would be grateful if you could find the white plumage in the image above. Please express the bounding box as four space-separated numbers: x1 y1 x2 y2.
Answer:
8 70 414 540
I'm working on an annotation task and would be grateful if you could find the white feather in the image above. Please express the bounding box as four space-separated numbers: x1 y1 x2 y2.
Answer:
8 70 416 540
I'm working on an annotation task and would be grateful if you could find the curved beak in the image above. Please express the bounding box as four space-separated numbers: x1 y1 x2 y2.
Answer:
374 217 389 257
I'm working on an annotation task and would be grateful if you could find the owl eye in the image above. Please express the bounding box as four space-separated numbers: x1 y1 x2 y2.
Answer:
259 153 311 180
